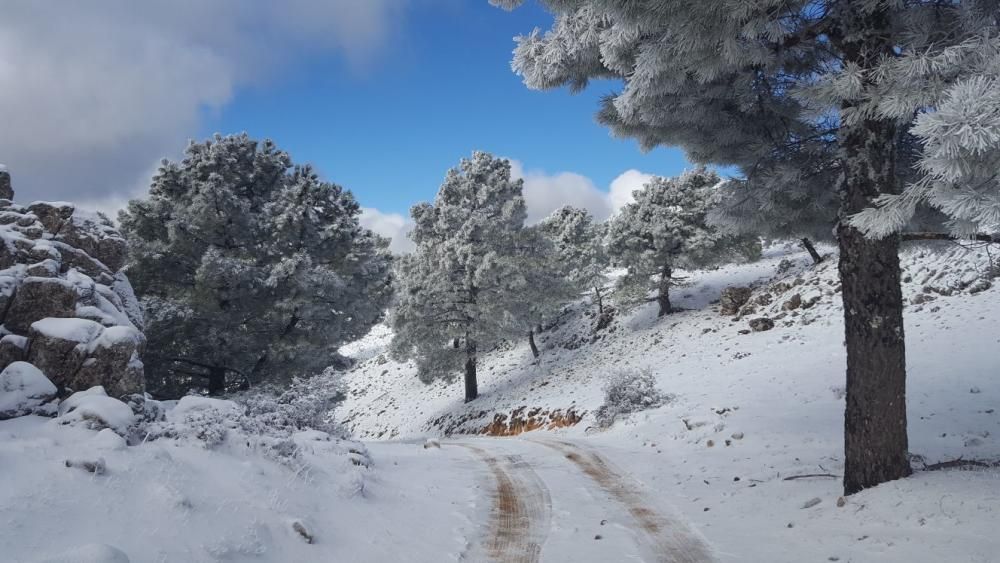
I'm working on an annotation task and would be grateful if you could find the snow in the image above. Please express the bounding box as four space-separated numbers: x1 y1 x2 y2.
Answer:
0 242 998 562
0 361 56 417
56 387 135 434
336 241 1000 562
171 395 239 418
36 544 130 563
30 317 104 343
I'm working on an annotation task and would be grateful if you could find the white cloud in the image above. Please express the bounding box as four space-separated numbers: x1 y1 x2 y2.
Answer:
508 160 654 223
0 1 404 204
360 207 414 254
359 162 654 255
608 169 655 214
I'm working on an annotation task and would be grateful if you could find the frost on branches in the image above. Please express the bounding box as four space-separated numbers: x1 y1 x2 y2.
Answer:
607 169 759 317
390 152 569 401
538 206 610 319
493 0 1000 496
120 134 393 398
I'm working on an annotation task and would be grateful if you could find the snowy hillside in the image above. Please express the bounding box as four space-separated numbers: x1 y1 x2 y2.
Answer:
2 241 997 562
337 241 1000 562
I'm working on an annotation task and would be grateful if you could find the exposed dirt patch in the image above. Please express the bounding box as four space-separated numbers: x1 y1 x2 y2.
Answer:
457 445 551 563
481 407 584 436
430 407 584 437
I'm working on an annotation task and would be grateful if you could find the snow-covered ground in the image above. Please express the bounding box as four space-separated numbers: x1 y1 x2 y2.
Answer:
2 241 998 562
337 241 1000 562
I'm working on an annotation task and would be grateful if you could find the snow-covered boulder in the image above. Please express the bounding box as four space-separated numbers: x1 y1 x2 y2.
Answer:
0 174 144 402
0 361 57 419
56 386 135 435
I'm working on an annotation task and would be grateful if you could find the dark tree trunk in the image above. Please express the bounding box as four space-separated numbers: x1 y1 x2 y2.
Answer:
207 366 226 396
835 8 912 495
801 237 824 264
463 335 478 403
656 265 672 317
528 329 539 359
594 286 604 316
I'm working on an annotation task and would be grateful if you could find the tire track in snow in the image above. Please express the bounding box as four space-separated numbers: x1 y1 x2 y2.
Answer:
456 444 552 563
532 439 715 563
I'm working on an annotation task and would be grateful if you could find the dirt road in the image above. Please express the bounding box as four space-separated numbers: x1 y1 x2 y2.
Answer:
454 438 715 563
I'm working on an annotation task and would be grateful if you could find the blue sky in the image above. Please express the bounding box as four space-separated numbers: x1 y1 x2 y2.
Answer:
4 0 692 250
199 1 690 216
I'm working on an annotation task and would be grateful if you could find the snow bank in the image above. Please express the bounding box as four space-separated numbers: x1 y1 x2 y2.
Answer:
0 361 57 418
170 395 239 418
57 387 135 434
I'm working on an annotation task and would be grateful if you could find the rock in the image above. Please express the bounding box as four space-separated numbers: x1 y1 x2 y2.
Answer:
720 286 753 315
731 431 745 440
0 168 12 200
72 326 145 398
26 258 60 277
423 438 441 449
57 388 135 434
836 496 846 508
0 196 145 403
27 201 75 233
782 293 802 310
0 361 57 419
26 318 104 391
291 520 315 544
5 277 79 333
0 334 28 370
911 293 936 305
64 457 107 475
748 317 775 332
802 497 822 509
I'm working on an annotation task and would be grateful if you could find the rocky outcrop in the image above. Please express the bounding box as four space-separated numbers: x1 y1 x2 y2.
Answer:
719 286 752 316
0 175 144 399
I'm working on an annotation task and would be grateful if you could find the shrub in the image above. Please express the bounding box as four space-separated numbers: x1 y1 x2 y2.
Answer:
594 368 671 428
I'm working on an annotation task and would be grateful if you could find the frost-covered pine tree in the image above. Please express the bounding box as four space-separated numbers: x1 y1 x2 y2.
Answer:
120 134 393 397
390 152 535 402
508 224 580 358
538 206 610 318
607 169 757 317
492 0 1000 495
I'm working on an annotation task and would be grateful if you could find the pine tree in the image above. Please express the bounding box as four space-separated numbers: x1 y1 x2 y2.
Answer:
390 152 534 402
606 169 758 317
492 0 1000 494
538 206 610 319
120 133 393 397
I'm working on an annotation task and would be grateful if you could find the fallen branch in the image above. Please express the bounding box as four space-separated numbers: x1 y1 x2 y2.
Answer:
901 232 1000 244
783 473 839 481
922 458 997 471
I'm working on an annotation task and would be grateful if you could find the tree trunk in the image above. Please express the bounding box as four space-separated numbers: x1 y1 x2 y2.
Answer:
836 9 912 495
656 265 672 317
207 366 226 396
463 335 478 403
528 329 539 359
594 286 604 316
801 237 823 264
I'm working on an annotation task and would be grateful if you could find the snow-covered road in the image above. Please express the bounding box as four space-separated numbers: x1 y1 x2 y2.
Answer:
448 437 715 563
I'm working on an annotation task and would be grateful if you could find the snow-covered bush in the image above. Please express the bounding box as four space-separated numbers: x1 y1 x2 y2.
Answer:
594 368 671 428
133 369 346 457
233 368 346 438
